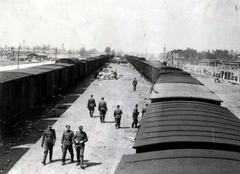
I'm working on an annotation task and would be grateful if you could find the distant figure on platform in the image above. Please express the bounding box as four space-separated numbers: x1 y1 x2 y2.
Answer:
51 109 57 117
215 77 220 83
114 105 123 129
132 104 139 128
141 103 148 117
98 97 108 123
41 123 56 165
87 95 96 117
74 126 88 168
61 125 74 165
114 70 118 80
132 78 137 91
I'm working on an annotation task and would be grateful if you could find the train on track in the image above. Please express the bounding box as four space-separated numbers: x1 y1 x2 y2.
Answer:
0 55 110 126
115 56 240 174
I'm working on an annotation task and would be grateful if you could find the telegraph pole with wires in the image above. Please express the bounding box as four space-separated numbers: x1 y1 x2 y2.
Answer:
145 47 147 59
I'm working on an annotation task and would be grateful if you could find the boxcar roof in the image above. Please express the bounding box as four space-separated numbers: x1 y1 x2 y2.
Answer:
158 69 189 75
1 71 33 83
37 65 65 70
133 101 240 149
9 67 53 75
83 58 95 62
55 58 80 64
48 63 75 67
156 73 203 85
150 83 222 103
114 149 240 174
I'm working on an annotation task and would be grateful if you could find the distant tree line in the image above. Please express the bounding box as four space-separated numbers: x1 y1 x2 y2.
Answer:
169 48 240 60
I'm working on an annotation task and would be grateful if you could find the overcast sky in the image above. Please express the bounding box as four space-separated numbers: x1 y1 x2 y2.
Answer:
0 0 239 54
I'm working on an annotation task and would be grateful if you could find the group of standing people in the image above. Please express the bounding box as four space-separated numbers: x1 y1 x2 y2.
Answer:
40 76 148 168
87 93 148 129
87 95 108 123
41 124 88 169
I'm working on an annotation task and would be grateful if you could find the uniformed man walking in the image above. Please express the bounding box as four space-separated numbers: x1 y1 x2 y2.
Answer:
98 97 108 123
141 103 148 117
132 78 137 91
114 105 123 129
114 70 117 80
61 125 74 165
132 104 139 128
87 95 96 117
41 123 56 165
74 126 88 168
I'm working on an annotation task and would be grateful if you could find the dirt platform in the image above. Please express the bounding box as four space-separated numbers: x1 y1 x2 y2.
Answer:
192 73 240 118
7 63 151 174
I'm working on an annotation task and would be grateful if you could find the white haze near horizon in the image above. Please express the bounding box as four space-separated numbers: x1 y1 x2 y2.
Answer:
0 0 240 54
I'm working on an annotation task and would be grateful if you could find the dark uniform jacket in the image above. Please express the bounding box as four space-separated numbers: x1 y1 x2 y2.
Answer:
132 79 137 86
133 107 139 119
142 107 147 114
74 131 88 147
98 100 108 111
42 128 56 145
114 108 123 119
61 130 74 146
88 98 96 108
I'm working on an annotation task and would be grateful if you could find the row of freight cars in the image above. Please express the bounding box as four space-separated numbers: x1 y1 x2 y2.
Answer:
0 55 110 126
115 56 240 173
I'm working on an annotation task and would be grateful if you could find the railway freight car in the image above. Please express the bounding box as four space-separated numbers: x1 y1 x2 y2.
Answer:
115 149 240 174
10 67 57 104
0 72 33 125
0 55 110 126
115 56 240 173
125 55 183 83
115 101 240 174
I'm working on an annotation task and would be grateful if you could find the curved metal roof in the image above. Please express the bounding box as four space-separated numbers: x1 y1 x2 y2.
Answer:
156 73 203 85
55 58 80 64
10 67 53 75
150 83 222 104
1 71 33 83
133 101 240 152
48 63 75 67
115 149 240 174
37 65 65 70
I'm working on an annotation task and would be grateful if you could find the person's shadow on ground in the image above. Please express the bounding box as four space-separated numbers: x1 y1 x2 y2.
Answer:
45 159 62 165
84 160 102 169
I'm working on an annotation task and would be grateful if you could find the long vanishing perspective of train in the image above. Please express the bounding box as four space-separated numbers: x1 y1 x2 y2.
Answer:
0 55 110 127
114 56 240 173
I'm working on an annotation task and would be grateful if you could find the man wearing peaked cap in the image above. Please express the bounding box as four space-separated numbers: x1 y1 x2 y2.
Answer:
41 123 56 165
74 126 88 168
98 97 108 123
114 105 123 129
87 95 96 117
132 104 139 128
61 125 74 165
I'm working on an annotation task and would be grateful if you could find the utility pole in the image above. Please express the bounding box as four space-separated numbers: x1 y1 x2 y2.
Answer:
146 47 148 59
23 40 25 60
55 47 58 60
73 49 74 58
11 47 14 61
23 40 25 51
110 44 111 59
18 46 20 69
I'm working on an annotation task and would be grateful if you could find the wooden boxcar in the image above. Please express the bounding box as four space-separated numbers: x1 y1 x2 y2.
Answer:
0 72 33 125
55 58 82 81
36 65 65 95
133 101 240 153
115 149 240 174
11 67 55 104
